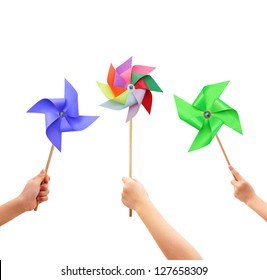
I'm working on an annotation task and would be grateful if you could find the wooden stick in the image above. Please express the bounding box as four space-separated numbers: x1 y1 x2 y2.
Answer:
34 144 54 211
129 119 133 217
216 134 237 180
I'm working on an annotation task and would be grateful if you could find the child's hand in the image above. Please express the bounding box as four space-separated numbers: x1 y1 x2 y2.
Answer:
121 177 149 212
229 166 256 204
19 170 50 211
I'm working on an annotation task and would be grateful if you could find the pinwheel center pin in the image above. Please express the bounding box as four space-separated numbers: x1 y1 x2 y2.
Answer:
203 110 212 119
59 111 66 118
128 84 135 91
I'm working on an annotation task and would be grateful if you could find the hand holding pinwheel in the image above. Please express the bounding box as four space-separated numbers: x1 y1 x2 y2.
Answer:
97 57 162 216
28 79 99 210
174 81 242 177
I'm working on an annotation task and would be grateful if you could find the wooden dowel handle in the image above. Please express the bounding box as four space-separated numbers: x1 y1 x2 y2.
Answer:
129 120 133 217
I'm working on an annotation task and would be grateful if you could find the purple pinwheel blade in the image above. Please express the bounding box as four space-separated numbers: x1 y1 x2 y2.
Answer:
113 57 132 87
126 89 146 122
66 116 99 131
59 117 73 132
116 57 132 75
46 118 62 151
49 99 66 110
126 103 141 122
27 99 59 114
114 72 127 88
64 79 79 117
45 112 60 128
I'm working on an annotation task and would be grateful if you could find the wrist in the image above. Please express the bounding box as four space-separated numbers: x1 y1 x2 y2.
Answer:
245 192 258 207
14 196 28 213
135 197 152 215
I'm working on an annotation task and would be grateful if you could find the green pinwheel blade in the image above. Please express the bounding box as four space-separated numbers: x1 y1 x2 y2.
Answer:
97 82 114 100
189 118 223 151
189 121 213 151
210 98 243 134
97 81 128 105
193 81 230 110
112 90 128 104
131 73 162 92
213 110 243 134
174 95 203 130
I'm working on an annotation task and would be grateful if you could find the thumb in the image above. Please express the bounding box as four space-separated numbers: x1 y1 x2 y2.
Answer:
228 165 242 181
35 169 46 183
132 178 141 184
122 176 133 184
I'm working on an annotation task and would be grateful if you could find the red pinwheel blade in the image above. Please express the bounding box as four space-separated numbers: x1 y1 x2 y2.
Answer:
142 90 152 114
134 78 149 90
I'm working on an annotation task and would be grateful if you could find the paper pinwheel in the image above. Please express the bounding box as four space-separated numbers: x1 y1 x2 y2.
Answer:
97 57 162 217
28 79 99 152
97 56 162 122
174 81 242 152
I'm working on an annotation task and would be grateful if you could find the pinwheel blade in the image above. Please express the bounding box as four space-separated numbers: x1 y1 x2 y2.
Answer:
213 109 243 134
66 116 99 131
189 121 214 151
174 95 203 130
64 79 79 117
194 81 230 110
132 74 162 92
46 118 62 151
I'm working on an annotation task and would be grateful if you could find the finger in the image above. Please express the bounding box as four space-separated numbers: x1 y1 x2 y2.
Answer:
42 175 50 184
38 188 49 196
230 179 237 186
39 185 48 191
228 166 243 181
37 196 48 203
122 176 132 184
34 170 46 184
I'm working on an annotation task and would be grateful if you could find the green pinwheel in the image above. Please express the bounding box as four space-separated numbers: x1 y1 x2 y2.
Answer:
174 81 242 152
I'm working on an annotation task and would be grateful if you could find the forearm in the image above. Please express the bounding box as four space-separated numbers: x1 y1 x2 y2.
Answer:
246 194 267 222
0 197 26 226
136 200 202 260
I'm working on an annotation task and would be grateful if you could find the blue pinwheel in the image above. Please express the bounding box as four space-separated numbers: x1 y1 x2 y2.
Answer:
28 79 99 151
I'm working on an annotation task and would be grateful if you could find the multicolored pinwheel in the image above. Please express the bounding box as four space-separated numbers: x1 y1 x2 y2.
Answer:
97 56 162 121
174 81 242 152
97 57 162 217
28 79 99 152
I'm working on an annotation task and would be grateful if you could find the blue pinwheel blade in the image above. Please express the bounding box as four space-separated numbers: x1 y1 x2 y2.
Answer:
46 118 62 151
27 99 58 113
64 79 79 117
65 116 99 131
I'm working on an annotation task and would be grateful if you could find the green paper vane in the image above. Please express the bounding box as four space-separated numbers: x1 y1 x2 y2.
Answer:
174 81 242 152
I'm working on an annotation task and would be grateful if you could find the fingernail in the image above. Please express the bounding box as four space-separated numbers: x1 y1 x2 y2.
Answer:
122 176 131 183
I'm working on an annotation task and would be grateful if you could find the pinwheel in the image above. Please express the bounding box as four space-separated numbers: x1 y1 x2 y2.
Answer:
97 56 162 122
27 79 99 209
174 81 242 172
97 57 162 216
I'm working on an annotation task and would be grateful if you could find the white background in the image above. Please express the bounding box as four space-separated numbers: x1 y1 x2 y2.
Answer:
1 0 267 279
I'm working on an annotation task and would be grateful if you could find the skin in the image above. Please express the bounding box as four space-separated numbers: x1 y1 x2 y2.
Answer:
0 170 50 226
121 177 202 260
229 165 267 222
